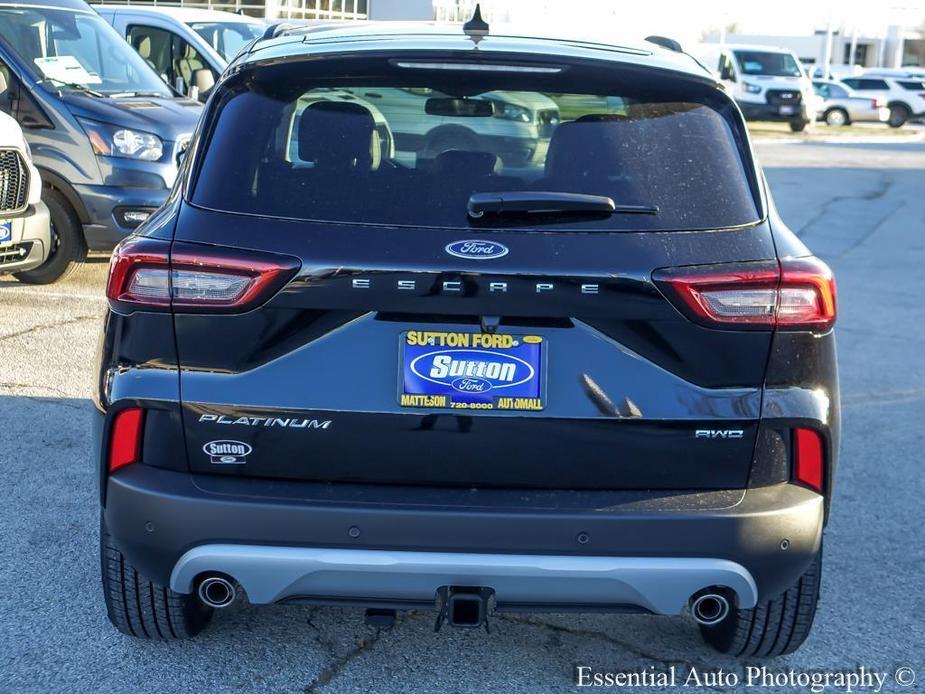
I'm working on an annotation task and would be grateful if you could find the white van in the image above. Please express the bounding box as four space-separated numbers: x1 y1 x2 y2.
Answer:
0 110 50 278
96 6 264 101
693 43 815 131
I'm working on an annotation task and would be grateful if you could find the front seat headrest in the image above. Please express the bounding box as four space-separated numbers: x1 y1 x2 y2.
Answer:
298 100 378 171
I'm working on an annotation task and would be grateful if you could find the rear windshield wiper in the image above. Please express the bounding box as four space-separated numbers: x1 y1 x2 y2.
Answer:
467 191 658 219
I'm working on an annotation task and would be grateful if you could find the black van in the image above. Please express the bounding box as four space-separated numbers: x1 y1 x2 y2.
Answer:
0 0 201 283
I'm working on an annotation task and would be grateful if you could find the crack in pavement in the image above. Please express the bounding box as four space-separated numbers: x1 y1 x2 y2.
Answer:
832 200 906 260
0 314 98 343
303 613 412 693
496 614 730 693
794 172 894 240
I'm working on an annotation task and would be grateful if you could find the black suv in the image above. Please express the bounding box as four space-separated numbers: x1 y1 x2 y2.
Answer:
95 21 839 656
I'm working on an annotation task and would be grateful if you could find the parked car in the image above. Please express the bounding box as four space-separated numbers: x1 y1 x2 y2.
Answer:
96 21 839 657
0 110 50 275
693 43 815 131
812 79 889 127
0 0 202 283
839 75 925 127
97 6 265 101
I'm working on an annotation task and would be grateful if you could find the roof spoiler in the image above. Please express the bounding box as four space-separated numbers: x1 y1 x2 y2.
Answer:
645 35 682 53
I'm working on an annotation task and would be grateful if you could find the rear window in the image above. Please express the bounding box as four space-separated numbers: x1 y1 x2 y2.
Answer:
191 57 761 232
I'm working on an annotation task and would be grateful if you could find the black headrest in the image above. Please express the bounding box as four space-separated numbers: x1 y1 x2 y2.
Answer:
298 101 377 170
434 150 501 176
545 115 637 181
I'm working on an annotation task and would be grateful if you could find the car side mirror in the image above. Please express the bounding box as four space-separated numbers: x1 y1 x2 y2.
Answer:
720 66 736 82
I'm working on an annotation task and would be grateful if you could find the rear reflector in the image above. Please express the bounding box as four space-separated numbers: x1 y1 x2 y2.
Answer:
653 257 836 330
107 237 300 312
793 428 824 493
109 407 144 472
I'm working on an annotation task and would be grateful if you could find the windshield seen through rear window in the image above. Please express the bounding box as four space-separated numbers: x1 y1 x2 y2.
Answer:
191 59 760 232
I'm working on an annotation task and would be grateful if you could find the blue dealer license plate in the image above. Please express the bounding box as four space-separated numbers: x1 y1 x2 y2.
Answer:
400 331 545 411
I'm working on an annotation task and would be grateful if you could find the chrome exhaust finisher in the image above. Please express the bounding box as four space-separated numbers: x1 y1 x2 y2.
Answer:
690 591 731 626
197 576 236 608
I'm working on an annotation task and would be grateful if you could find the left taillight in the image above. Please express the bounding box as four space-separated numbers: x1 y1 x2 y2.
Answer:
653 257 836 331
107 237 301 312
793 427 824 493
109 407 145 473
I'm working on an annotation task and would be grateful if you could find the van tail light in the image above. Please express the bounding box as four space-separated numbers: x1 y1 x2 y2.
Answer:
653 257 836 330
793 427 824 493
873 97 886 108
107 237 301 312
109 407 145 473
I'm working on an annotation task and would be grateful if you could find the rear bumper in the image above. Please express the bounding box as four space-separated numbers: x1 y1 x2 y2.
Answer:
105 465 824 611
172 545 757 614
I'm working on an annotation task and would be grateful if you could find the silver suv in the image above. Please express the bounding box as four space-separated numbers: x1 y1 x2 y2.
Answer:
840 76 925 127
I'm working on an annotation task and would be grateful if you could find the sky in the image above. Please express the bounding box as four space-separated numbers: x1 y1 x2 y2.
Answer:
439 0 925 42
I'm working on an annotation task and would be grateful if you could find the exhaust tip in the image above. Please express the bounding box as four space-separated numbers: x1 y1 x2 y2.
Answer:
691 592 730 626
197 576 236 608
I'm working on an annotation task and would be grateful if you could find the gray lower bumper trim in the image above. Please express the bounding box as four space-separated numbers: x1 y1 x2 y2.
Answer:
170 546 758 615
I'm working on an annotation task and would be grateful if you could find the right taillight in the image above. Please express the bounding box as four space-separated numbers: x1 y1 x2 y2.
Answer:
654 257 836 330
107 236 301 312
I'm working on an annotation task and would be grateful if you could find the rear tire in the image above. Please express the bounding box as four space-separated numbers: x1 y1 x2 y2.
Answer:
100 516 213 639
699 551 822 657
888 104 909 128
13 188 86 284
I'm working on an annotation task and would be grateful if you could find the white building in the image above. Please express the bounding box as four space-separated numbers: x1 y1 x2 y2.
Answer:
704 26 924 70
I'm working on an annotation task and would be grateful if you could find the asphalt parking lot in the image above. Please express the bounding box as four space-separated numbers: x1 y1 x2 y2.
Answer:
2 139 924 693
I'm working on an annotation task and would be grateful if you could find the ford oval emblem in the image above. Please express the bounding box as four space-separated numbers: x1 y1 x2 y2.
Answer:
451 376 493 393
445 239 509 260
